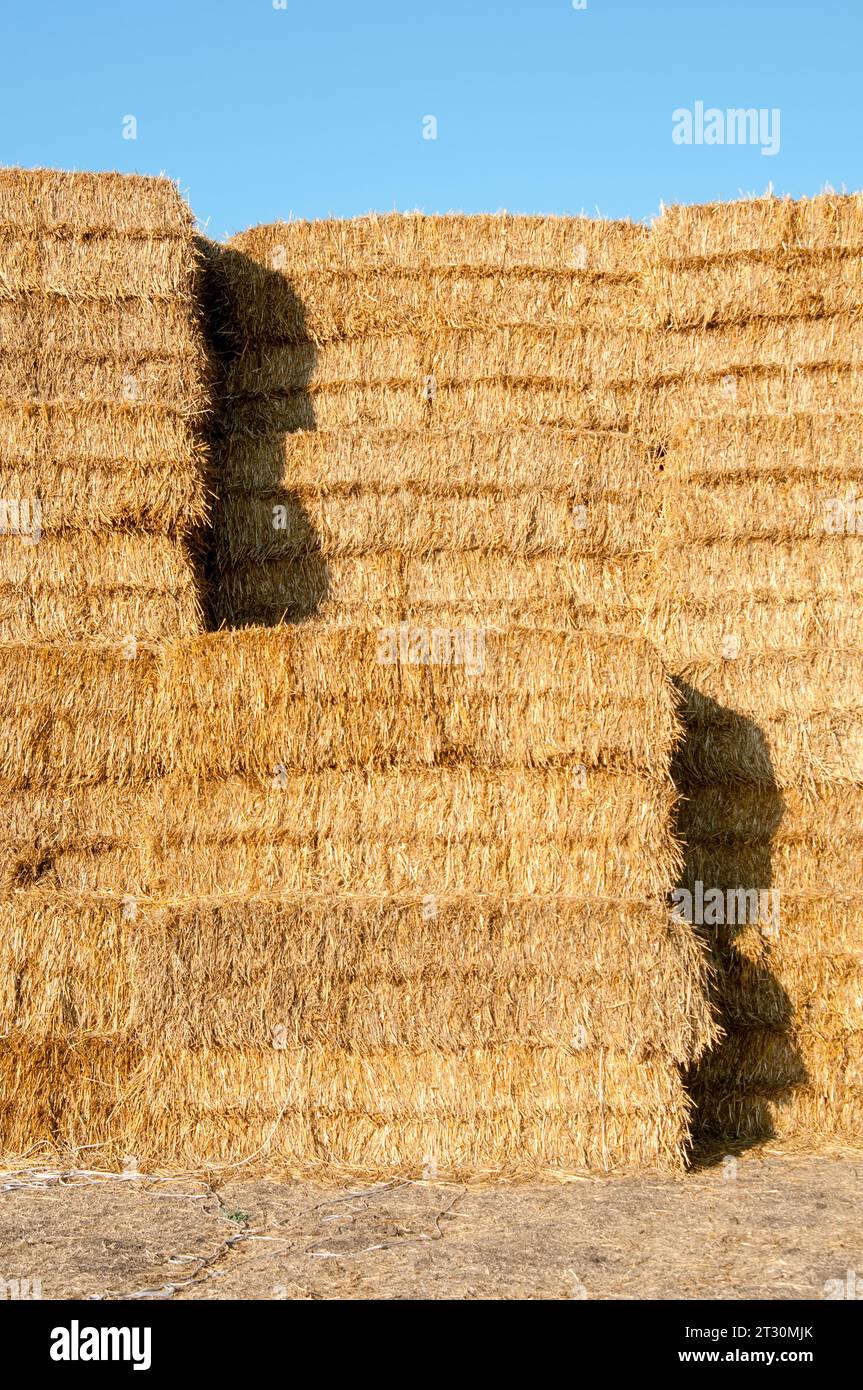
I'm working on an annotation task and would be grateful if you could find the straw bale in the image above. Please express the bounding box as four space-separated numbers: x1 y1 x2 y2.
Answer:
0 534 203 642
677 650 863 720
0 899 142 1037
693 1026 862 1094
672 706 863 792
679 782 863 871
0 461 207 534
646 254 863 329
0 169 196 235
216 489 652 567
154 628 679 778
665 412 863 479
0 766 678 900
650 595 863 665
0 234 194 301
645 195 863 327
0 349 205 411
653 314 863 378
215 551 648 632
0 1040 134 1162
634 366 863 437
0 642 157 788
230 212 648 275
648 536 863 613
225 378 630 435
710 933 863 1037
659 477 863 546
214 265 638 344
145 767 680 901
218 425 649 494
0 1041 695 1175
0 296 205 358
0 1043 687 1175
0 401 202 466
652 193 863 260
693 1082 863 1145
225 326 646 398
0 893 712 1064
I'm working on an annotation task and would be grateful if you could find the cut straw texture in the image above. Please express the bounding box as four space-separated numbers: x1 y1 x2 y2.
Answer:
207 216 654 632
8 189 863 1171
0 169 209 642
0 625 716 1176
646 193 863 1147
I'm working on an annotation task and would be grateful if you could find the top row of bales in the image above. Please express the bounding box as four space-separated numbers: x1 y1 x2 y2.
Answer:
0 169 209 644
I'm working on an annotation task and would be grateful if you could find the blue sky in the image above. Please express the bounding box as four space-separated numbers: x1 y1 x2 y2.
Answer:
1 0 859 237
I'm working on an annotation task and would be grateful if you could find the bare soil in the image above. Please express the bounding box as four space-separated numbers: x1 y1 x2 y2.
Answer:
1 1147 860 1300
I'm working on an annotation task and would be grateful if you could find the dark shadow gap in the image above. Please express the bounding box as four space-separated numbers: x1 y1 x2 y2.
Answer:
190 237 329 630
672 679 807 1167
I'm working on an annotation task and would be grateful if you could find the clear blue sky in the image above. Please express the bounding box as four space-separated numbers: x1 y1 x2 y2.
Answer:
1 0 859 237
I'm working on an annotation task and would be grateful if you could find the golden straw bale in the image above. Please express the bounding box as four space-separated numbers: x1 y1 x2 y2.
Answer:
645 253 863 329
0 349 204 411
0 642 158 788
215 265 638 344
145 767 680 901
645 194 863 327
216 489 652 567
0 234 194 301
0 533 203 642
653 314 863 378
0 168 196 234
0 296 205 358
219 424 649 494
154 628 680 778
652 193 863 260
230 212 648 275
226 378 630 435
0 169 210 641
666 411 863 479
0 401 202 466
634 366 863 437
215 551 648 632
0 461 208 535
1 892 712 1064
78 1044 693 1176
225 325 647 398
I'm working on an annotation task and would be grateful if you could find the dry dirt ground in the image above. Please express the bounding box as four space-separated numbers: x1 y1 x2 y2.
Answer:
1 1148 860 1301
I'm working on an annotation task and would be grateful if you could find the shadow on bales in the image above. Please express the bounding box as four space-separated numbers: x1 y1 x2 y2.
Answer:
671 681 807 1166
192 238 329 629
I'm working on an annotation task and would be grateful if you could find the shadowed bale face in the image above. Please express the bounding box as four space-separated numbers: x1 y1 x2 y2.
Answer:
672 686 806 1159
195 241 328 629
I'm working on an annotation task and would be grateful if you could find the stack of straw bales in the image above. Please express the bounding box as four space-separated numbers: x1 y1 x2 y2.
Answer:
0 169 209 641
643 195 863 1143
0 208 717 1176
0 170 208 1169
207 214 655 632
0 628 715 1174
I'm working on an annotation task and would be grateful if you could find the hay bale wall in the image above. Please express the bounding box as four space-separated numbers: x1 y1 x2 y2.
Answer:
0 169 209 641
208 214 655 633
4 184 860 1170
644 195 863 1144
0 205 716 1176
0 630 715 1175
